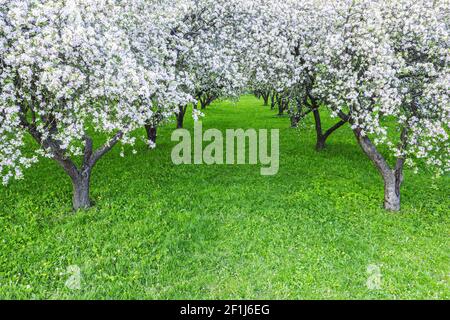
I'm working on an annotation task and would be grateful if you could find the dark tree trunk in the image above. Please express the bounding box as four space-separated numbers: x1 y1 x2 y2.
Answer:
177 105 187 129
290 98 304 128
312 108 347 151
199 94 215 110
278 98 285 116
205 94 216 109
262 91 270 106
353 128 404 211
67 134 122 210
290 114 300 128
145 124 157 145
275 93 285 115
278 105 284 116
197 95 207 110
316 135 327 151
177 113 184 128
270 93 276 110
313 108 324 150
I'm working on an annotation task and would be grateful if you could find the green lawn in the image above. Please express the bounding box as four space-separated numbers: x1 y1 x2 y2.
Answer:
0 95 448 299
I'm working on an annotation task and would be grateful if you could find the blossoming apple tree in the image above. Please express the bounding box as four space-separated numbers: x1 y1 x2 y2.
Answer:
161 0 250 129
0 0 187 209
314 0 449 211
248 0 349 149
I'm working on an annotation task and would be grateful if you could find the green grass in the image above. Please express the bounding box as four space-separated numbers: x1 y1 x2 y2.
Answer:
0 95 448 299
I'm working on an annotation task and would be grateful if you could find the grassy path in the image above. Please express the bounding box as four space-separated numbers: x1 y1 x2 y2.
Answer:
0 95 448 299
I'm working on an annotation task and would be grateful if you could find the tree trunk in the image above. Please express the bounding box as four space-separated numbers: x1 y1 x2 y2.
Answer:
24 116 123 211
262 91 270 106
277 98 285 116
313 108 325 150
353 128 404 212
71 169 92 210
290 115 299 128
316 136 326 151
270 92 276 110
312 108 346 151
198 95 207 110
145 124 157 145
383 172 401 211
177 113 184 128
177 105 187 129
205 94 216 109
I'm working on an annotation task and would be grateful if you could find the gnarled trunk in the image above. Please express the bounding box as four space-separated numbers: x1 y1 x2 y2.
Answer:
23 112 123 211
383 172 401 211
313 108 325 150
353 128 404 212
71 169 92 210
199 93 216 110
55 134 122 211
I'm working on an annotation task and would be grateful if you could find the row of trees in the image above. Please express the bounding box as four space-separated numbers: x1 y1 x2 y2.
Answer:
250 0 449 211
0 0 248 209
1 0 448 211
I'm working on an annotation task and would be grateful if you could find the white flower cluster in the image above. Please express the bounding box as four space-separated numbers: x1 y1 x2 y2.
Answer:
165 0 251 112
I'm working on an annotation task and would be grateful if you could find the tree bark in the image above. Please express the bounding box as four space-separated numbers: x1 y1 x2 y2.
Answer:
197 94 207 110
198 93 216 110
312 108 347 151
353 128 404 211
177 105 187 129
313 108 324 150
290 114 300 128
277 97 285 116
71 168 92 210
316 136 326 151
145 124 157 145
270 92 276 110
383 172 401 211
262 91 270 106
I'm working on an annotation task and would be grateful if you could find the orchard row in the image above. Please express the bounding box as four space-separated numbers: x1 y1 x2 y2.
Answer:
0 0 448 211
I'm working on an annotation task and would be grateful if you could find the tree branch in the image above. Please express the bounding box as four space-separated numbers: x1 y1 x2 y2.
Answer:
90 132 123 167
323 119 347 139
